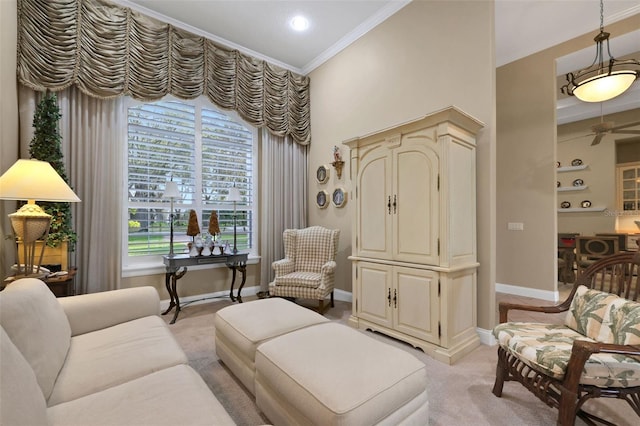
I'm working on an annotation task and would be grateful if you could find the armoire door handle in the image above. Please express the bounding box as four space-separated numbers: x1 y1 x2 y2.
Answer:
387 196 391 214
387 288 391 306
393 195 397 213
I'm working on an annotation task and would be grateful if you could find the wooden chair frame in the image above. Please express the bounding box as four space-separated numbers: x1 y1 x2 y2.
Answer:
493 251 640 426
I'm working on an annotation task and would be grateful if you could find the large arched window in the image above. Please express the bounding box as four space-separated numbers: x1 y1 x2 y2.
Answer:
124 96 257 268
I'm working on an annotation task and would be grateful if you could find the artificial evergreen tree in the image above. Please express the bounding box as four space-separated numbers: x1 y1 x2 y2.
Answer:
187 210 200 241
29 92 77 249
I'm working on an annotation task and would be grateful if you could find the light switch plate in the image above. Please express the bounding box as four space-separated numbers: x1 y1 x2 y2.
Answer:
507 222 524 231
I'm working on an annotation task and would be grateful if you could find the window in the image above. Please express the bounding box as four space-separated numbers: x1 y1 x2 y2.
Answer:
125 97 256 266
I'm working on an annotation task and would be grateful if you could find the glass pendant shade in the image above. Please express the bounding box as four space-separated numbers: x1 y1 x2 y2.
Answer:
572 70 637 102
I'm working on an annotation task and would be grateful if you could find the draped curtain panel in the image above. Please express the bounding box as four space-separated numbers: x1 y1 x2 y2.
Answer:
260 130 308 291
18 86 123 293
17 0 311 145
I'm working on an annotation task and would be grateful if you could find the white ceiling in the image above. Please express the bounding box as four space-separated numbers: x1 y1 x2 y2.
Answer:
118 0 640 75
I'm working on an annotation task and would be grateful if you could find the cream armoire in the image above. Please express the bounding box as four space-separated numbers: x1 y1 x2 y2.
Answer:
344 106 484 364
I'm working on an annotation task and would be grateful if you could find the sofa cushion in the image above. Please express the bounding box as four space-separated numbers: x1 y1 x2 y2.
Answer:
493 322 640 387
0 278 71 400
47 315 187 406
0 327 48 426
47 364 235 426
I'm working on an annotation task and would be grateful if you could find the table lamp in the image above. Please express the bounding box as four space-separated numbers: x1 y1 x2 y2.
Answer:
228 186 241 254
162 180 180 257
0 159 81 277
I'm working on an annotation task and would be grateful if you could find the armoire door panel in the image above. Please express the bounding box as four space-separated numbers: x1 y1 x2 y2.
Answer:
357 152 391 259
393 144 439 265
357 263 392 328
394 267 440 344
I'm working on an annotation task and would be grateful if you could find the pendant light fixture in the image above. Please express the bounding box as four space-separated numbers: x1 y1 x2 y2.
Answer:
560 0 639 103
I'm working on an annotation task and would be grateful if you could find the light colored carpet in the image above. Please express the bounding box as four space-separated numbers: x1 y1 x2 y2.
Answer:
164 298 636 426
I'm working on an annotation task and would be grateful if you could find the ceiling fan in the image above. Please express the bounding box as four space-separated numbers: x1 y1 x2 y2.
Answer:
560 119 640 145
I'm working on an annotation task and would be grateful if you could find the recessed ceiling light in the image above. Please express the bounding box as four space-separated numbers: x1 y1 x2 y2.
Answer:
290 15 309 32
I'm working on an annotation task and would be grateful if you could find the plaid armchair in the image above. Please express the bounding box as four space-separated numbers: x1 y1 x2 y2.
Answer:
268 226 340 313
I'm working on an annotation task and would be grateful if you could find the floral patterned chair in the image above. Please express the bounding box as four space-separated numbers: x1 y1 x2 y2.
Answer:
492 251 640 426
268 226 340 313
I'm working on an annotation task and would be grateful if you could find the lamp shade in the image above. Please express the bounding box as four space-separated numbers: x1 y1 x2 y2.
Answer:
572 71 637 103
162 181 180 199
0 159 80 202
228 187 241 202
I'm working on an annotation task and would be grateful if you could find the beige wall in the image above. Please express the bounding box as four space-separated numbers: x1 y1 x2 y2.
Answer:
557 108 640 236
496 14 640 294
0 0 19 275
308 0 496 329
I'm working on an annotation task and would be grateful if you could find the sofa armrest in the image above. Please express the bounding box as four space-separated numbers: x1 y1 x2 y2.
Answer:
58 286 161 336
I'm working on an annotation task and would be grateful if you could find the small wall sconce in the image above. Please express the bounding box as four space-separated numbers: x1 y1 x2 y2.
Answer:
331 145 345 179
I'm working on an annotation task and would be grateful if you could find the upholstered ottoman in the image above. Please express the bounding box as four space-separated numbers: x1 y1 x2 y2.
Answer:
255 322 429 425
214 297 329 394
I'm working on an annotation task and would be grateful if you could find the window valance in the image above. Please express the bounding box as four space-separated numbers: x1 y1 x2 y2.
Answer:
17 0 311 145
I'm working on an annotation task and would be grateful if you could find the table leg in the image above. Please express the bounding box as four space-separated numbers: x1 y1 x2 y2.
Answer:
162 272 176 316
236 263 247 303
170 273 180 324
229 265 238 302
161 267 187 324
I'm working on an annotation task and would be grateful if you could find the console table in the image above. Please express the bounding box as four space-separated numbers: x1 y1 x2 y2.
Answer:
162 253 248 324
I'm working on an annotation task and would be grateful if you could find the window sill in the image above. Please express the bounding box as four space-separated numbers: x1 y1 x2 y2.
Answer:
122 254 261 278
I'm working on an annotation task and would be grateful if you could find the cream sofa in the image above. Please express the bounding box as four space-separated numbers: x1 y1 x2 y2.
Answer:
0 278 235 426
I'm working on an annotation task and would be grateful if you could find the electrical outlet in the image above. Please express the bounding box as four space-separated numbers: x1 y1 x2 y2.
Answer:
507 222 524 231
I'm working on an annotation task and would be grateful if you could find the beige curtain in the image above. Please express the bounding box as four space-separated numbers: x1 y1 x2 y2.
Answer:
17 0 311 145
260 130 308 291
19 85 123 293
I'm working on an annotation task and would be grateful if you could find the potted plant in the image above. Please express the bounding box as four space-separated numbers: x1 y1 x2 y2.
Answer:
19 92 77 271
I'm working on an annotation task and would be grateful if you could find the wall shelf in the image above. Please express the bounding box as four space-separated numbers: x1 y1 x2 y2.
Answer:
557 164 588 173
558 207 606 213
557 185 588 192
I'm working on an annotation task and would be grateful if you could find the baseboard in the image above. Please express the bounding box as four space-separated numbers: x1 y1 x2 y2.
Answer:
495 282 558 302
334 289 352 303
476 327 496 346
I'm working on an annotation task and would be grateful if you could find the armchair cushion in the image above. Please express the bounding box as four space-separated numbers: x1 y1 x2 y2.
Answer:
493 322 640 387
565 285 640 345
275 271 322 288
293 226 336 272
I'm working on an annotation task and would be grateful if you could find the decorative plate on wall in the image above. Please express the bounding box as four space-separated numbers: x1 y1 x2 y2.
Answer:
316 190 329 209
332 188 347 208
316 165 329 184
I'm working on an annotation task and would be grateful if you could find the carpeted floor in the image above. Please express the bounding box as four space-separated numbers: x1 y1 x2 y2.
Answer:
163 297 636 426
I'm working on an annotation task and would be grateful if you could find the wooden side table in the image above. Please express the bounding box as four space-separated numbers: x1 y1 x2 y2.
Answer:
2 267 77 297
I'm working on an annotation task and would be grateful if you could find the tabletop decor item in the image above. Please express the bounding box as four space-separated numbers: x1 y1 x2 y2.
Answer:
581 200 592 208
560 201 571 209
573 178 584 186
571 158 583 166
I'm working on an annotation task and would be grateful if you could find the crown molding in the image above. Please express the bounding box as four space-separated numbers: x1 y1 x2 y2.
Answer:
301 0 411 75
